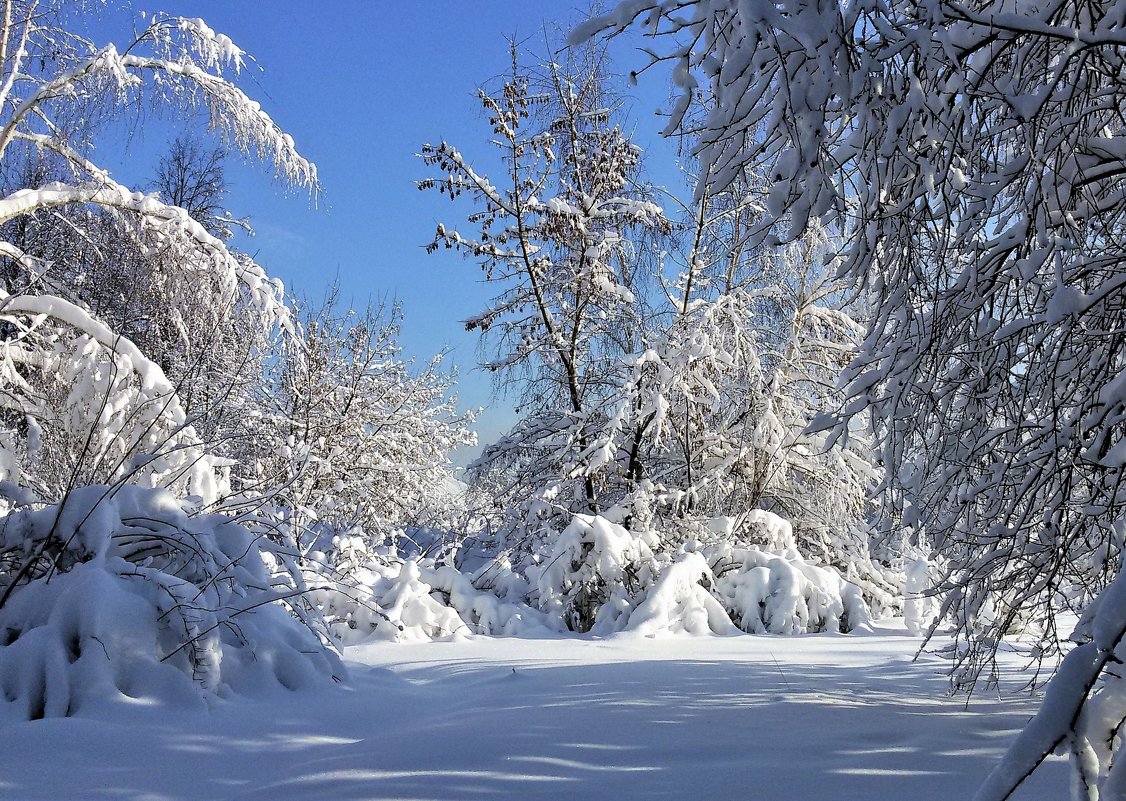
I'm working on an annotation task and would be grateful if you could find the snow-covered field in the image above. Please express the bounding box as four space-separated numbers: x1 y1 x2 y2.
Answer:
2 623 1065 801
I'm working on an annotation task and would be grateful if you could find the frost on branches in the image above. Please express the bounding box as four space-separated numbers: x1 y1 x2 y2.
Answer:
249 292 476 546
0 4 317 499
420 43 668 522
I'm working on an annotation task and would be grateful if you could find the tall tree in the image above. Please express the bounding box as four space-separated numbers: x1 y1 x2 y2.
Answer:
153 134 247 242
0 2 345 717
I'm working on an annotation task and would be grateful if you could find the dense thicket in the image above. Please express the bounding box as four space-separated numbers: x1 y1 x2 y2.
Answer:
419 41 897 631
0 1 914 751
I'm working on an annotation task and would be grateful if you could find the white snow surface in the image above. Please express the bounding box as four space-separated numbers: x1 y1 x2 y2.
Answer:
0 623 1066 800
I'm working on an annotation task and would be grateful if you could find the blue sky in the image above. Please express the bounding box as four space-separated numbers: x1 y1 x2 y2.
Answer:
86 3 684 463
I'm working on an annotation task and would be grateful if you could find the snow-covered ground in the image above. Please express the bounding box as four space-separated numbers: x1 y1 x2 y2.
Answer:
2 622 1065 800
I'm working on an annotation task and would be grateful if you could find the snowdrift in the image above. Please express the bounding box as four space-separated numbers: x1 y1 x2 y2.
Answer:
0 488 881 721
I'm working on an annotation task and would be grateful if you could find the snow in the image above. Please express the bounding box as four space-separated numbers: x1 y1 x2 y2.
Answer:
0 4 1100 798
904 557 935 635
620 551 738 636
0 625 1066 800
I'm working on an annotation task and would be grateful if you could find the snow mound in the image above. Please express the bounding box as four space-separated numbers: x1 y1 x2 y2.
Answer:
0 485 344 719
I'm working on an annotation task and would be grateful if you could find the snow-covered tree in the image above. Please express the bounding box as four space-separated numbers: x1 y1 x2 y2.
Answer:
422 35 895 625
594 206 894 608
0 1 347 715
252 291 476 546
748 226 880 576
574 0 1126 796
0 133 277 504
0 5 314 500
420 43 666 525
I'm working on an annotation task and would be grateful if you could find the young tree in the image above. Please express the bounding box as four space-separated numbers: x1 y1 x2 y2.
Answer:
420 43 666 523
252 290 476 546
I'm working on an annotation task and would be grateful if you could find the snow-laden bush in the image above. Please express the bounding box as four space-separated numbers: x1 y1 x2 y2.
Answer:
709 545 869 634
622 552 738 636
310 508 872 643
0 485 344 719
307 533 556 643
528 514 664 633
702 511 871 634
307 544 466 644
424 564 558 636
514 510 869 636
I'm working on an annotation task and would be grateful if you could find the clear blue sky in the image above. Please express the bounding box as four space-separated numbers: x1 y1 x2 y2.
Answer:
86 2 684 463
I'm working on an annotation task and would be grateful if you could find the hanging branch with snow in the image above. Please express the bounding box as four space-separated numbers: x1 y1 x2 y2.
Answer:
0 3 320 501
574 0 1126 796
0 1 350 717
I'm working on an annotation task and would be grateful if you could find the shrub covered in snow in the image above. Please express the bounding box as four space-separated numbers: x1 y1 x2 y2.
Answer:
0 485 344 719
424 564 558 636
306 532 556 643
306 506 873 643
700 512 872 634
527 514 664 634
515 511 872 637
427 509 873 638
306 533 468 643
621 551 738 636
